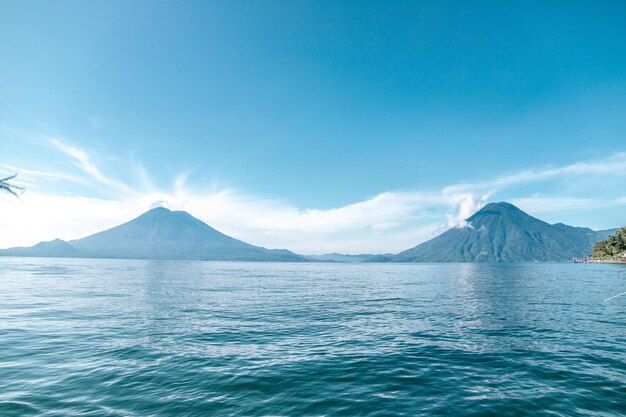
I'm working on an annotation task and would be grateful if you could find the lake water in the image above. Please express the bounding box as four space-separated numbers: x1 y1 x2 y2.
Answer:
0 258 625 416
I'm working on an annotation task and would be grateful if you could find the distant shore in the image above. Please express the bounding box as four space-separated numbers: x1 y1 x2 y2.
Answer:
587 259 626 264
573 257 626 264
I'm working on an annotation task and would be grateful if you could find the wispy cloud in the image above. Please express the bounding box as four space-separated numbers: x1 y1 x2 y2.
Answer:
444 152 626 195
49 138 134 194
0 163 85 186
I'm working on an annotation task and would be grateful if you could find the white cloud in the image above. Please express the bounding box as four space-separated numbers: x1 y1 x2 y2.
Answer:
446 191 494 229
0 193 134 248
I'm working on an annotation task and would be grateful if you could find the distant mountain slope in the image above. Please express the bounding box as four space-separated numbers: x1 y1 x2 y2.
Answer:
0 207 303 262
393 202 617 262
0 239 79 257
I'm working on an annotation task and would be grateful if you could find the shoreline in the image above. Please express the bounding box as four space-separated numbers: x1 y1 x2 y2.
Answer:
587 259 626 264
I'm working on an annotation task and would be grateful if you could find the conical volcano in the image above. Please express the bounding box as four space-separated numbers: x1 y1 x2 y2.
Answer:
393 202 616 262
1 207 303 261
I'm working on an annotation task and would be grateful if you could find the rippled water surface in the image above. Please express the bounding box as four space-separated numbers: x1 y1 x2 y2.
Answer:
1 258 625 416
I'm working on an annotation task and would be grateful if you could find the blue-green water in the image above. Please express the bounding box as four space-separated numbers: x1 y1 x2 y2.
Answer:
1 258 625 416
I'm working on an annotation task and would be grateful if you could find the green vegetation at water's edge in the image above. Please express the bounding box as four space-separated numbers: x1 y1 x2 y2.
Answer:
591 227 626 261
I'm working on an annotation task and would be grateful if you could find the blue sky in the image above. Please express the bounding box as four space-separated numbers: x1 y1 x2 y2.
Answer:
1 1 625 253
